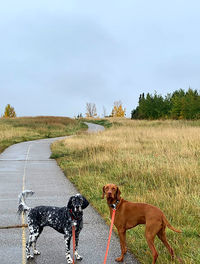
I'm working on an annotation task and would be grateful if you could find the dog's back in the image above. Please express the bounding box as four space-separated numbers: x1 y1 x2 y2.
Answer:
28 206 69 234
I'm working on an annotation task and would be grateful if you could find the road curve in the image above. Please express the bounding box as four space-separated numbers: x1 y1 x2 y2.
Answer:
0 123 139 264
84 122 105 132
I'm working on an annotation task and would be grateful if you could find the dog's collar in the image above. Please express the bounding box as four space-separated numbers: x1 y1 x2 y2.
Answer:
109 200 119 210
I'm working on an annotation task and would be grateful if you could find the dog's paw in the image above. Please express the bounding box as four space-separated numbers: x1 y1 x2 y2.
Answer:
33 250 41 255
27 254 34 260
75 251 83 260
115 256 124 262
65 253 73 264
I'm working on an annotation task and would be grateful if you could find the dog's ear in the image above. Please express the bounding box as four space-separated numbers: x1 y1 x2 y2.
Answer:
116 187 121 200
102 186 105 199
67 197 73 209
81 196 89 209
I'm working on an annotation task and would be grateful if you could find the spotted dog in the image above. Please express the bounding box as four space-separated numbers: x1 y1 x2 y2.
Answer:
18 190 89 263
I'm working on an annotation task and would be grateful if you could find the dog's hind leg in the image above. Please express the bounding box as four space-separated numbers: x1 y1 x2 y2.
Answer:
157 228 175 260
32 227 43 255
26 233 39 259
26 226 40 259
26 237 34 260
145 222 162 264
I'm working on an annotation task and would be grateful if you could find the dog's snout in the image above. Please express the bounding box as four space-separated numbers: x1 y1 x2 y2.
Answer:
107 191 112 197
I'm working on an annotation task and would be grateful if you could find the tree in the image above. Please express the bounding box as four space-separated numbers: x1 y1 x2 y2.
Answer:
102 106 107 117
3 104 16 118
181 88 200 119
132 92 168 119
111 101 126 117
170 89 186 119
85 103 97 118
76 113 83 119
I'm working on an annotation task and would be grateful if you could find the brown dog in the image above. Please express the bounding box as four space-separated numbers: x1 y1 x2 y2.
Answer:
102 184 181 264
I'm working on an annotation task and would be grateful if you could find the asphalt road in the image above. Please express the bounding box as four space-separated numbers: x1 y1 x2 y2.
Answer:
0 123 139 264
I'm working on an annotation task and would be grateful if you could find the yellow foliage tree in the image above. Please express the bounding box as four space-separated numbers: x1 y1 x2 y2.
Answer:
3 104 16 118
111 101 126 117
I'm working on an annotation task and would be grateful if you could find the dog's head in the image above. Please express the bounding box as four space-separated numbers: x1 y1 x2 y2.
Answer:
67 194 89 219
102 184 121 203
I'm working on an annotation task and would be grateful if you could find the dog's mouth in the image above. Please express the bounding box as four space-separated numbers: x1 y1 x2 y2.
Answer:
70 209 83 220
106 194 115 201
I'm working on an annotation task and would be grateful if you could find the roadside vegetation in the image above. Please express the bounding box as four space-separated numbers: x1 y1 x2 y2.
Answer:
51 118 200 264
0 116 86 153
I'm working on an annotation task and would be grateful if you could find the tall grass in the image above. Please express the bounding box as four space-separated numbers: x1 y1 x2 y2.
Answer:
0 116 86 153
51 119 200 264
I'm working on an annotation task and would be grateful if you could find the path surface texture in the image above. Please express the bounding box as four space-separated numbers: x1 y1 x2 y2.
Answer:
0 123 139 264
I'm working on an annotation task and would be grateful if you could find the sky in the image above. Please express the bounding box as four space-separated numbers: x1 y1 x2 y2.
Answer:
0 0 200 118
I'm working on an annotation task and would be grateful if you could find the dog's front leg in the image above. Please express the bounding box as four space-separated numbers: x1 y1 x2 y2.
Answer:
74 228 83 261
115 229 126 262
64 232 73 264
32 241 41 255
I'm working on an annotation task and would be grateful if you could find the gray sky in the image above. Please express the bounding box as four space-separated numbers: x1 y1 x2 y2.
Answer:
1 0 200 117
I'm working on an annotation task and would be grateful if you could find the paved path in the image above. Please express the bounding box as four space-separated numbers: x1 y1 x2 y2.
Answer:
84 122 105 133
0 124 139 264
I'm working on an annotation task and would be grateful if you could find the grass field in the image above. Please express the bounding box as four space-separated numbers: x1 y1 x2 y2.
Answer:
51 119 200 264
0 116 86 153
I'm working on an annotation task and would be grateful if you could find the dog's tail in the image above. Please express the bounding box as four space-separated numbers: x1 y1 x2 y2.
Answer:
17 190 34 215
163 215 181 233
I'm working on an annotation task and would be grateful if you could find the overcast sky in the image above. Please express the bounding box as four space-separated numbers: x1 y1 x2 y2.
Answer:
0 0 200 117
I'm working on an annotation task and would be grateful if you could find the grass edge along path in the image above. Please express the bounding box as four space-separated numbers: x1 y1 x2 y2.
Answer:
51 119 200 264
0 116 87 154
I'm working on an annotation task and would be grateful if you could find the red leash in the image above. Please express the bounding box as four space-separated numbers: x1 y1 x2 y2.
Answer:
72 223 76 264
103 208 116 264
70 209 76 264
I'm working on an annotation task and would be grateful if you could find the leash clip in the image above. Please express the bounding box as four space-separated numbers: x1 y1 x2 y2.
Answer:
110 200 119 210
72 220 77 226
112 203 117 210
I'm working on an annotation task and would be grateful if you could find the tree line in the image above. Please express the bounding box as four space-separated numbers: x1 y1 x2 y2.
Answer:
131 88 200 120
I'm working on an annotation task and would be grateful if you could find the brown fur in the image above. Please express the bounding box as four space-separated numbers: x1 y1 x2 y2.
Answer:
102 184 181 264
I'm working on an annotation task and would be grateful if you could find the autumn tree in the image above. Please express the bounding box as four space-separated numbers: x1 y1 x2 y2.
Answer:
3 104 16 118
85 103 97 118
111 101 126 117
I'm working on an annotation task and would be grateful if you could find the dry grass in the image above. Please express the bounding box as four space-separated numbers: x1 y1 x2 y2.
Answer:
0 116 86 153
52 119 200 263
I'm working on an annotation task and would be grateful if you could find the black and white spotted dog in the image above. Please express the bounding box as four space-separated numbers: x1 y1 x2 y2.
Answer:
18 190 89 263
